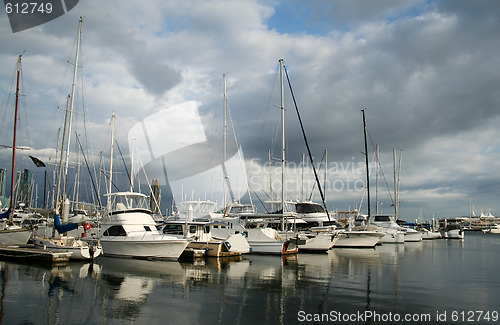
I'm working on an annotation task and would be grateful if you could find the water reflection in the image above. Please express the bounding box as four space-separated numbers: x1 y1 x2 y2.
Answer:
0 234 499 324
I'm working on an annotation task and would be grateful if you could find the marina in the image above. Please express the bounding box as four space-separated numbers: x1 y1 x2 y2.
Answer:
1 2 500 324
0 232 498 324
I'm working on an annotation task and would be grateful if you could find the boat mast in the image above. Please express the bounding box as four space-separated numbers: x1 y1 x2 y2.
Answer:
108 112 115 202
279 59 285 216
375 144 380 215
130 139 135 192
269 150 273 207
362 109 371 221
393 149 397 220
324 148 328 205
55 95 71 214
222 73 234 205
62 17 83 199
8 54 22 222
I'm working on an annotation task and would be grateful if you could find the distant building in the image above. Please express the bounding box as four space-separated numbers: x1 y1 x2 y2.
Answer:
150 179 161 215
15 169 34 208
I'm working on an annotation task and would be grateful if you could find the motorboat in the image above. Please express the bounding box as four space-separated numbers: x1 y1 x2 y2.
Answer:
99 192 189 260
421 228 442 240
162 206 250 257
209 212 298 255
444 224 465 239
333 226 385 248
445 225 465 239
371 215 406 243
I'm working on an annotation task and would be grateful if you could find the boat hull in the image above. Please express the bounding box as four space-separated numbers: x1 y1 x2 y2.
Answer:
421 231 442 240
0 227 31 245
100 238 188 260
248 239 298 255
333 231 384 248
298 232 333 252
188 241 241 257
379 231 405 244
33 236 102 260
445 229 464 239
404 231 423 242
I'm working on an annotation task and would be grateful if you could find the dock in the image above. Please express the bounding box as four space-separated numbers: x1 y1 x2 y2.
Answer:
0 245 72 264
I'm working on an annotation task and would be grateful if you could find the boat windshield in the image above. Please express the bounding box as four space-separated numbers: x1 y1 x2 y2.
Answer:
110 193 150 211
295 203 325 214
374 215 392 222
229 204 254 214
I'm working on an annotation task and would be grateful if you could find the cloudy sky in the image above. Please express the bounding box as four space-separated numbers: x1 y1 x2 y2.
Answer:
1 0 499 219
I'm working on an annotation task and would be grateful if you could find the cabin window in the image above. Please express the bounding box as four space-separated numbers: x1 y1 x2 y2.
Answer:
374 216 391 222
189 226 197 234
163 224 183 235
144 226 152 231
204 226 210 233
103 225 127 236
221 225 226 229
213 225 219 229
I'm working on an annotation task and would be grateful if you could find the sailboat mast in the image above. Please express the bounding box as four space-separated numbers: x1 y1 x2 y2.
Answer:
375 144 380 215
55 95 71 213
63 17 83 198
324 148 328 203
279 59 285 216
130 139 135 192
108 112 115 200
362 109 371 221
221 73 235 205
393 149 397 219
223 73 227 206
9 55 22 221
269 150 273 203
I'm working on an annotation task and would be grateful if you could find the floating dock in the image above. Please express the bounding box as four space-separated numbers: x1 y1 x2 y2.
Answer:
0 245 72 264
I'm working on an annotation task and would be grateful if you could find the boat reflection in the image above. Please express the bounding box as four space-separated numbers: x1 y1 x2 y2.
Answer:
0 242 423 324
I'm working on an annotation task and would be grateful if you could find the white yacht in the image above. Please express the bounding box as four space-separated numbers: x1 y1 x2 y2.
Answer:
371 215 409 243
333 226 385 248
289 202 382 248
209 211 299 255
162 205 250 257
289 201 338 227
99 192 189 260
444 223 465 239
421 228 442 240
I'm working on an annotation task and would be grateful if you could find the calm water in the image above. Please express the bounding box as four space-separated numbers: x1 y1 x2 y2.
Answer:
1 232 499 325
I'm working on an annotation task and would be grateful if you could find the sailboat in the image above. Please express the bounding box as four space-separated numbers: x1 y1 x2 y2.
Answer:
209 60 299 255
32 18 102 260
0 54 33 245
99 113 189 260
372 149 422 242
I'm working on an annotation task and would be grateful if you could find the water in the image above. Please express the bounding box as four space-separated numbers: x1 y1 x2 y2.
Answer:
1 232 499 324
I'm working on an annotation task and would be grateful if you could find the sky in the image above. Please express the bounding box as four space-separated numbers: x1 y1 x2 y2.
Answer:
1 0 499 219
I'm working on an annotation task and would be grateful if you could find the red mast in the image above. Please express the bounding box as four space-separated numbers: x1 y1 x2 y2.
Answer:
9 55 22 223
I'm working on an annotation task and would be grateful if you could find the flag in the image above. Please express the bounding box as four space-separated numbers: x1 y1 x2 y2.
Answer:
29 155 46 168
